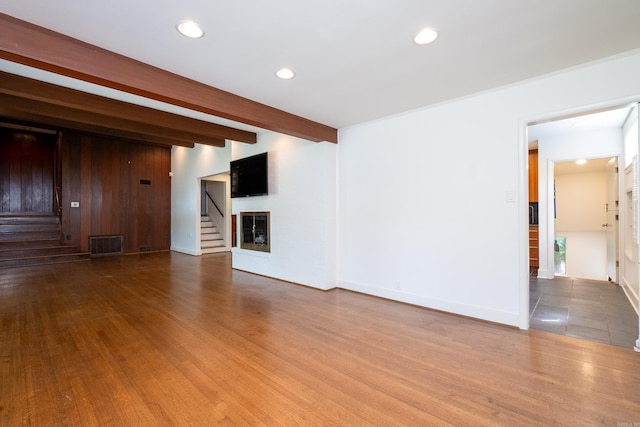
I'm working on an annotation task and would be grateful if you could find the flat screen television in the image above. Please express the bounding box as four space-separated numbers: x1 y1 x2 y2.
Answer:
230 152 269 198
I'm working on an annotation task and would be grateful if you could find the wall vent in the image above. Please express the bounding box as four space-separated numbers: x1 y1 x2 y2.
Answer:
89 235 124 256
139 246 151 253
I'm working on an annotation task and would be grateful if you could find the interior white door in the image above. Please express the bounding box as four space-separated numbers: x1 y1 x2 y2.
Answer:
605 157 619 282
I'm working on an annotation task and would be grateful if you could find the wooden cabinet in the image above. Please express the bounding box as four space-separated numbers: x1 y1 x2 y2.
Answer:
528 149 538 202
529 226 539 268
529 148 539 269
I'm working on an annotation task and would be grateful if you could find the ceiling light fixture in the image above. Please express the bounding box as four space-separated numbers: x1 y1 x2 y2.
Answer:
276 68 295 80
414 27 438 45
576 159 587 165
177 20 204 38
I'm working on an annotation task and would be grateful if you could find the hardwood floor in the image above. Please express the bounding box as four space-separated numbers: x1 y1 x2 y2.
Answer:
1 252 639 426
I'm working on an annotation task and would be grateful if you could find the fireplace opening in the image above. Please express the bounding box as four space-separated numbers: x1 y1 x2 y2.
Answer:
240 212 270 253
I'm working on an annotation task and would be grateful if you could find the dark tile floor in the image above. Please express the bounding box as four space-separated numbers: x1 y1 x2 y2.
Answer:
530 275 639 349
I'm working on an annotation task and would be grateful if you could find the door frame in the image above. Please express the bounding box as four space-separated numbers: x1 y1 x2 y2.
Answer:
519 97 638 330
541 155 622 282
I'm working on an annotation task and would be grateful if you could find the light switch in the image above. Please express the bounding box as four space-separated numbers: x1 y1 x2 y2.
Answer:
71 201 80 207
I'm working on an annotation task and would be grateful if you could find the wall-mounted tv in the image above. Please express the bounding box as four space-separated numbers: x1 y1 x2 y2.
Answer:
230 152 269 198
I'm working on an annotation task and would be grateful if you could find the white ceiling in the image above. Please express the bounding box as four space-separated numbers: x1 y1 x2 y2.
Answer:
528 105 633 143
2 1 640 131
554 157 614 176
529 105 634 176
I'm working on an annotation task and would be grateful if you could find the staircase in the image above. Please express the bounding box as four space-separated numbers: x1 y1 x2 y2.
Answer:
0 215 90 268
201 215 226 254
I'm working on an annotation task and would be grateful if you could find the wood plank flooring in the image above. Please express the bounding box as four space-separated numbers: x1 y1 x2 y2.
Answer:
1 252 639 426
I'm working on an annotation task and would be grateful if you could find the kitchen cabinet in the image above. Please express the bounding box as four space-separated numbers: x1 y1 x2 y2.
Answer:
528 149 538 202
529 226 539 268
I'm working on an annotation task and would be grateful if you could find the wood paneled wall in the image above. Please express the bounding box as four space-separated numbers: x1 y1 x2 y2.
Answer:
60 131 171 253
0 128 55 214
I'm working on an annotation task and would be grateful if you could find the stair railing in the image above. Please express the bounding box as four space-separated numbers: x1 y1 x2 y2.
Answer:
54 185 63 239
205 191 224 218
54 186 62 217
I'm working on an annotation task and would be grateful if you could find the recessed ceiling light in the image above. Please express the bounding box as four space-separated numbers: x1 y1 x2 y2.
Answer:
177 20 204 38
276 68 295 80
414 27 438 45
576 159 587 165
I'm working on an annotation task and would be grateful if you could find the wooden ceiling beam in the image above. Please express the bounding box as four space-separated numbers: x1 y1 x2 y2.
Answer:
0 71 256 144
0 94 226 147
0 110 195 148
0 13 338 143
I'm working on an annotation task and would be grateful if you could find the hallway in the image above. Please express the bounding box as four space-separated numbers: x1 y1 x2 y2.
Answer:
530 275 638 348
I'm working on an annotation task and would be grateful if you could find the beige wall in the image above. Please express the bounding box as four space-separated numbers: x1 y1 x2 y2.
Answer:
555 171 606 232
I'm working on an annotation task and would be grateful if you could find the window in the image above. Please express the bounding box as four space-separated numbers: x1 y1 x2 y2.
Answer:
554 237 566 275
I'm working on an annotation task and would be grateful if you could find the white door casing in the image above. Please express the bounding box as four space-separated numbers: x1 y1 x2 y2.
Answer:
605 157 619 283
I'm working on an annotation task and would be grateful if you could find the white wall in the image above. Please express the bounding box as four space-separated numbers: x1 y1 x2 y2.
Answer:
171 132 337 290
171 144 231 255
170 50 640 329
230 133 338 290
337 50 640 328
561 232 607 280
555 171 607 232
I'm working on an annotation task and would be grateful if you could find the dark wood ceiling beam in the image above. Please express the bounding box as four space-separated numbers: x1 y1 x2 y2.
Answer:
0 13 338 143
0 71 256 144
0 94 226 147
0 110 195 148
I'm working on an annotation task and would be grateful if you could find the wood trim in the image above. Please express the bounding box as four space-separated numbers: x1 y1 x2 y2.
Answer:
0 93 221 148
0 13 338 144
0 109 195 149
0 71 249 146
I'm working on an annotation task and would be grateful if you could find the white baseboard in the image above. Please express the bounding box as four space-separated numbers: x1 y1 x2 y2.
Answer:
170 246 201 256
621 278 639 315
337 280 520 327
537 268 553 279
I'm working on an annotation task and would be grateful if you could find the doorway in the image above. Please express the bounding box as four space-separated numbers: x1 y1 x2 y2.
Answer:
200 173 232 254
525 105 639 347
552 156 617 281
0 127 57 214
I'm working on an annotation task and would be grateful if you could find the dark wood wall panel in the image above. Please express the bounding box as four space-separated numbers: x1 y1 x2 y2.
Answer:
60 131 171 253
0 128 54 214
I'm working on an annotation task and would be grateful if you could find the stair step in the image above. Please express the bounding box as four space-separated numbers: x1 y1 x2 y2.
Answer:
0 223 59 232
0 215 59 224
200 216 224 249
202 247 227 254
0 230 60 241
0 252 91 268
0 245 82 259
200 233 223 242
0 214 88 268
0 238 61 249
202 240 224 248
